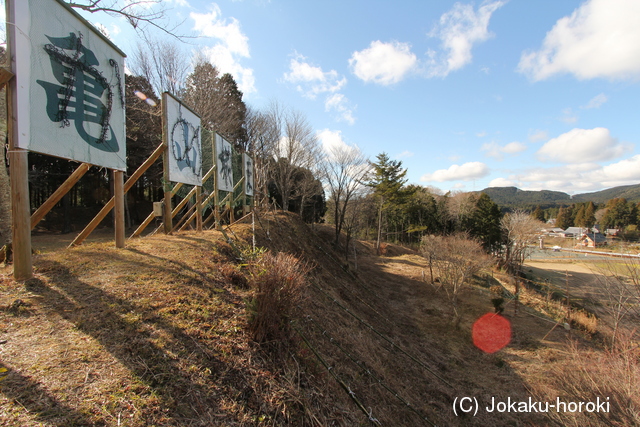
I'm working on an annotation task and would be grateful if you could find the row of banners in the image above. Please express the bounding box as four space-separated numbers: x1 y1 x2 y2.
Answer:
11 0 253 196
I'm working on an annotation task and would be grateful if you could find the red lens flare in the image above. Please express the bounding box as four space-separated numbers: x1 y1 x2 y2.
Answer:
472 312 511 353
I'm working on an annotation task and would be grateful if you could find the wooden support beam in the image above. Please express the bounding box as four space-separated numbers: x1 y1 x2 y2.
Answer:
162 94 172 234
7 0 32 279
130 208 157 239
114 170 125 248
212 132 221 231
196 186 203 232
241 156 247 215
0 68 14 87
125 144 165 193
174 202 198 232
170 166 215 219
31 163 91 230
171 187 196 218
130 182 183 238
180 188 217 231
10 150 32 280
69 144 165 247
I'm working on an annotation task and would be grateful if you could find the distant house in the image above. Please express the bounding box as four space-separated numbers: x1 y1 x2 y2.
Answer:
544 227 564 236
575 233 607 248
606 228 620 236
564 227 588 236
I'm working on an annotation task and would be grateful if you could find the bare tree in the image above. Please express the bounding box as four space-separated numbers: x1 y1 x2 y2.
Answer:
245 106 273 208
421 233 489 325
501 210 543 314
268 107 321 212
592 258 640 347
129 39 189 96
448 191 476 229
501 210 543 275
322 143 369 249
67 0 188 39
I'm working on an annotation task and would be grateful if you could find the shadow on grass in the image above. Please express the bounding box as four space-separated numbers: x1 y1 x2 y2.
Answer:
23 263 264 425
1 361 94 427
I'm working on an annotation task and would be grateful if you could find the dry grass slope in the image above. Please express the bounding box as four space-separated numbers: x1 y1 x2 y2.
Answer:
1 211 637 426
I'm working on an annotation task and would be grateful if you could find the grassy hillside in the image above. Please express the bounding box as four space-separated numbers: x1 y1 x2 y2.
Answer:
1 212 636 425
477 183 640 208
475 186 571 208
571 183 640 204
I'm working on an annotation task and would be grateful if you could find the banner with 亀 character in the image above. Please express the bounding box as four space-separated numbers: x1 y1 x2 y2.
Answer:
14 0 127 171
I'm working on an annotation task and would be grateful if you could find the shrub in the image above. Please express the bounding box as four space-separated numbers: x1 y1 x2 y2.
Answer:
247 252 310 345
538 336 640 426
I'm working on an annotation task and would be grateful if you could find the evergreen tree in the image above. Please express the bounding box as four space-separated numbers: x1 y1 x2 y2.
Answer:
366 153 408 254
183 62 247 148
555 206 572 229
574 204 586 227
584 201 596 229
602 198 630 229
532 206 545 222
468 193 503 252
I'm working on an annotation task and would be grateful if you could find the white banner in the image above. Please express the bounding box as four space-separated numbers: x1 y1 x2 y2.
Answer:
164 93 202 186
243 153 254 196
215 134 234 192
13 0 127 170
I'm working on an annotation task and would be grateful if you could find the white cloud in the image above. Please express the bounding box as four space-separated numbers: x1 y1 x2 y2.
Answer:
488 177 516 187
421 161 490 182
317 129 359 159
528 130 548 143
349 40 417 85
518 0 640 81
581 93 608 109
426 0 506 77
284 54 347 99
500 155 640 193
324 93 356 125
283 54 355 124
502 141 527 154
537 127 629 163
191 5 256 94
476 131 488 137
481 141 526 160
599 155 640 181
396 150 414 159
560 107 578 124
93 22 112 40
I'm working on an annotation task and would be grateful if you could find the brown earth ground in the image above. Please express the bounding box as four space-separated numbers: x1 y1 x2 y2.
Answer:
1 211 638 426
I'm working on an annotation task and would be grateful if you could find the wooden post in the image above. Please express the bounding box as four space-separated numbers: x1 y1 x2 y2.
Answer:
7 0 32 279
213 133 221 230
162 93 172 234
69 145 165 247
241 154 247 215
196 186 202 232
31 163 90 230
114 170 125 248
9 150 32 280
130 182 183 238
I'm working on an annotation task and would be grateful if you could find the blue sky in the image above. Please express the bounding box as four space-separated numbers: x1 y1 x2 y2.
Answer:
7 0 640 195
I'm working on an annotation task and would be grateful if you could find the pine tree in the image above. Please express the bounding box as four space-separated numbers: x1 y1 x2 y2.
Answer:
183 63 247 148
555 206 571 229
470 193 503 252
366 153 408 254
532 206 546 222
584 201 596 229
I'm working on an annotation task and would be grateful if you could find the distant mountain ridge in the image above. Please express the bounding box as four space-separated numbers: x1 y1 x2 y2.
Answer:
474 184 640 208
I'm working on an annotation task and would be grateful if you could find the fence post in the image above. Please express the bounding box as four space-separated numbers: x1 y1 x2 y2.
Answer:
114 170 125 248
